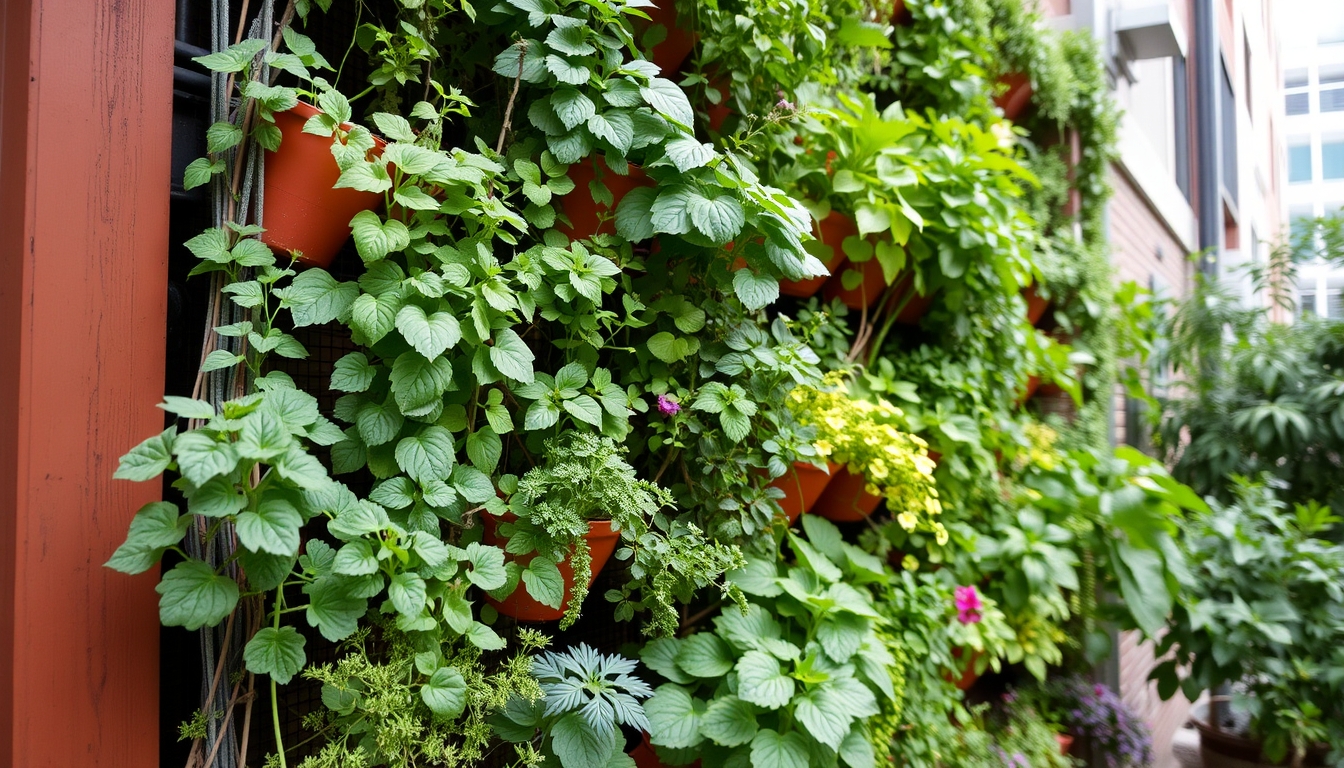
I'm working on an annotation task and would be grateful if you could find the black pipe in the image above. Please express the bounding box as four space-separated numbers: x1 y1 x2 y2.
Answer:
1194 0 1220 276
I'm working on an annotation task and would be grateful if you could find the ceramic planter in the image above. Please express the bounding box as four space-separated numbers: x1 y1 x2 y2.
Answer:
821 260 933 323
558 161 652 239
1192 704 1328 767
262 101 386 268
948 647 983 691
770 461 838 524
481 513 622 622
642 1 697 76
1056 734 1074 756
813 467 882 522
631 733 700 768
996 72 1034 122
782 211 854 298
1023 284 1051 325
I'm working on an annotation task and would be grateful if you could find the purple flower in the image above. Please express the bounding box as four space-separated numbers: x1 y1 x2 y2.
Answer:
656 395 681 416
955 585 983 625
776 98 796 111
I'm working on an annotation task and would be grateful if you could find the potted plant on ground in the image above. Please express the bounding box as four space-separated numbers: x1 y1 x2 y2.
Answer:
1022 677 1155 768
1152 478 1344 768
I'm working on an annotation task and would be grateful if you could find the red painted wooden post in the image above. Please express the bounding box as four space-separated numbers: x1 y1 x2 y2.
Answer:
0 0 173 763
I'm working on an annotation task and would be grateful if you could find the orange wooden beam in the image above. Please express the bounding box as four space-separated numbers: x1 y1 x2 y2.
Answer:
0 0 173 763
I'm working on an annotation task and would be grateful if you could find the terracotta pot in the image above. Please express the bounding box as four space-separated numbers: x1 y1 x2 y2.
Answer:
770 461 838 524
706 78 733 133
1023 285 1051 325
481 513 622 622
995 72 1034 121
813 468 882 522
642 1 697 76
821 257 885 310
558 161 652 239
783 211 854 298
927 450 941 466
262 102 386 268
947 647 983 691
631 733 701 768
891 0 911 24
1055 734 1074 756
1019 375 1041 403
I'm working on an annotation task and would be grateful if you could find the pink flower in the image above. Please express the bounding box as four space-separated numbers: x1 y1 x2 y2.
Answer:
656 395 681 416
955 585 983 625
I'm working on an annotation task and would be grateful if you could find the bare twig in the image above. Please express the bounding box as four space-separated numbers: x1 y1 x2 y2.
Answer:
495 41 528 155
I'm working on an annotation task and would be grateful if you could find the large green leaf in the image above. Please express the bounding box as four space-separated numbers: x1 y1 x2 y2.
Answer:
286 269 358 327
551 711 619 768
389 572 428 616
490 329 535 383
105 501 192 574
390 352 455 417
749 729 808 768
157 560 240 630
732 269 779 311
676 633 735 678
793 688 852 751
243 626 307 684
304 575 367 641
172 431 240 487
421 666 468 718
395 427 456 483
520 555 564 608
645 685 703 749
735 651 794 710
395 305 461 360
350 210 410 263
699 695 757 747
236 496 303 556
687 192 744 244
641 78 694 126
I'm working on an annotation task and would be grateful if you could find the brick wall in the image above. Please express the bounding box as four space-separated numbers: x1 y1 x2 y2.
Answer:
1105 165 1195 763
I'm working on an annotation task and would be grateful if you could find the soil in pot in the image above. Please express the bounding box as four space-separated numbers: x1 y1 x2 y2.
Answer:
813 467 882 522
770 461 838 524
481 513 622 622
783 211 854 298
263 102 387 268
558 160 652 240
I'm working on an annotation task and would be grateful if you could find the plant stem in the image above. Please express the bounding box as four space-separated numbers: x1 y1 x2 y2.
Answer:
270 590 287 768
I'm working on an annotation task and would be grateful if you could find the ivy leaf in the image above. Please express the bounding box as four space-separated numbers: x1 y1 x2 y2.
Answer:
421 666 468 718
243 626 307 684
395 427 456 484
490 329 535 383
286 269 359 327
732 269 779 311
395 305 461 360
464 542 507 590
304 575 367 641
156 560 240 630
389 572 428 616
749 730 809 768
664 136 714 173
551 87 596 131
331 352 376 393
105 501 191 574
114 427 176 481
551 711 619 768
350 292 400 345
615 187 657 242
640 78 694 126
687 192 744 244
699 695 757 748
735 651 794 709
236 496 303 556
521 555 564 608
350 210 410 263
645 685 703 749
390 351 455 417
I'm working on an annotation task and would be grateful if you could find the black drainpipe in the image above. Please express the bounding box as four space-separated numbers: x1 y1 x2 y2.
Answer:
1194 0 1221 277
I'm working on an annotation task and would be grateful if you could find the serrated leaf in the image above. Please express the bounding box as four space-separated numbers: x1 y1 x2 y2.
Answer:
735 651 793 709
156 560 240 630
286 269 359 327
104 501 191 574
244 626 307 684
350 210 410 263
114 427 176 481
700 695 757 748
333 540 380 576
551 88 596 131
390 352 455 417
389 572 428 616
331 352 376 392
551 711 619 768
421 666 468 718
664 136 714 173
645 685 702 749
395 305 461 360
394 427 456 483
641 78 693 126
236 496 302 556
615 186 657 242
732 269 779 311
687 192 744 244
490 329 535 383
465 542 507 590
521 555 564 608
749 729 808 768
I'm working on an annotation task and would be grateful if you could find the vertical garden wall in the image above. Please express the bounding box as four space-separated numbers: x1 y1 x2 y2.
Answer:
108 0 1217 765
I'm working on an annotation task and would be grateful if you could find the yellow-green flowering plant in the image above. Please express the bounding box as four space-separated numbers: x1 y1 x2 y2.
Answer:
788 377 944 538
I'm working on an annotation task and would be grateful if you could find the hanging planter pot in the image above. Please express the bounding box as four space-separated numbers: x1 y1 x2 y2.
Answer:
1023 285 1051 326
481 513 622 623
1019 375 1042 404
631 733 701 768
262 102 387 268
705 78 733 133
1192 703 1329 767
782 211 854 298
770 461 838 524
641 1 697 76
813 467 882 522
947 647 984 691
891 0 911 24
821 257 885 310
1055 734 1074 756
995 72 1034 122
557 161 652 239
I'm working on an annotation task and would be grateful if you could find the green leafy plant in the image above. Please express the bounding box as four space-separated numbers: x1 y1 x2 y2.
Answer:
493 643 653 768
1153 478 1344 766
640 517 899 768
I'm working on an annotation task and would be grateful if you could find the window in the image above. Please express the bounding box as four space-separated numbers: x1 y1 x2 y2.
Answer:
1287 92 1310 115
1285 68 1309 88
1289 141 1313 183
1174 56 1191 201
1221 62 1238 203
1321 64 1344 84
1325 141 1344 180
1322 88 1344 112
1286 67 1312 115
1244 34 1253 118
1301 291 1317 317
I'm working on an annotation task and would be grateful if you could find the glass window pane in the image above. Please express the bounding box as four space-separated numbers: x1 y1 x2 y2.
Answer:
1286 67 1309 88
1322 64 1344 85
1287 92 1310 115
1324 142 1344 180
1301 293 1317 317
1323 88 1344 112
1290 144 1314 182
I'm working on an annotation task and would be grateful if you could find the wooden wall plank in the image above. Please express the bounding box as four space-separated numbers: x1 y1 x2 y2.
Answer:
0 0 174 764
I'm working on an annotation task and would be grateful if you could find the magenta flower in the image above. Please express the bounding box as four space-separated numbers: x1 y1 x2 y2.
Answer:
954 585 983 625
656 395 681 416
